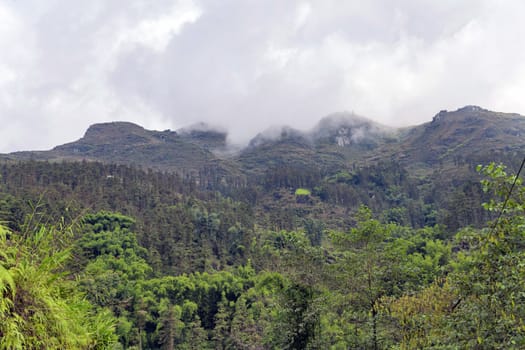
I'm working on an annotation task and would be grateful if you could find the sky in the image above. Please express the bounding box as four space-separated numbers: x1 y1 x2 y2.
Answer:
1 0 525 152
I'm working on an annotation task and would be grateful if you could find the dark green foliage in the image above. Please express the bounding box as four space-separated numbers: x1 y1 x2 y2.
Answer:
274 283 318 349
1 151 525 348
444 163 525 348
303 218 324 246
0 161 255 274
381 163 525 349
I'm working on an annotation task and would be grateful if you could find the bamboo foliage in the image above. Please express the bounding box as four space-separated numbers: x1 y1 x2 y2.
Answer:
0 224 116 349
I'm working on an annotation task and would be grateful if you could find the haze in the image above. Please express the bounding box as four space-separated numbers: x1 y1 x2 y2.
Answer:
1 0 525 152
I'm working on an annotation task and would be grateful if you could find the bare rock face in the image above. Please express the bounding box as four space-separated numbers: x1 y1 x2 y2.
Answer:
310 112 393 149
177 122 228 150
82 122 149 143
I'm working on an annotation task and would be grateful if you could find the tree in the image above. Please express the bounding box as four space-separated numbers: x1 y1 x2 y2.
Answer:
76 212 152 347
329 206 403 349
447 163 525 348
156 300 184 350
230 295 262 349
274 283 319 350
384 163 525 348
212 293 232 350
184 315 209 350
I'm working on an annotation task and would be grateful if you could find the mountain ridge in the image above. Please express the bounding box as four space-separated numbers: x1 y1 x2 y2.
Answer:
3 106 525 179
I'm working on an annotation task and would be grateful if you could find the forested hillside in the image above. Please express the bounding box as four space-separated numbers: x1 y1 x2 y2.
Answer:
1 107 525 348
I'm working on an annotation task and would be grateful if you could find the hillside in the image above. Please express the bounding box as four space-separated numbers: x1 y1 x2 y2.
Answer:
3 107 525 219
1 106 523 234
4 106 525 178
2 106 525 349
8 121 240 178
391 106 525 167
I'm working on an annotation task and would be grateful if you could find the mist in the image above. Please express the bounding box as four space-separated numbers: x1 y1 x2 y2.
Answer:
1 0 525 152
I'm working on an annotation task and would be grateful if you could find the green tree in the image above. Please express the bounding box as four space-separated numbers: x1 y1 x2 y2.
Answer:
273 282 319 350
384 163 525 349
447 163 525 348
156 300 184 350
212 293 233 350
230 295 262 349
76 212 152 347
184 315 209 350
330 206 402 349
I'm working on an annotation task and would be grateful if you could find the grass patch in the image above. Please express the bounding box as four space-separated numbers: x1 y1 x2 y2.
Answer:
295 188 311 196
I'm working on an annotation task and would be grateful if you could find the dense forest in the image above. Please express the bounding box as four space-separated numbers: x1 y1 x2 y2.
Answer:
1 158 524 349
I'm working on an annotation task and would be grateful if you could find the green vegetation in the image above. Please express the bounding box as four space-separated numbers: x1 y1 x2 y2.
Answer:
295 188 311 196
0 224 116 349
0 158 524 348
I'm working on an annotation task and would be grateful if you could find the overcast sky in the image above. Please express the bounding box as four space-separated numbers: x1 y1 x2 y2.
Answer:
1 0 525 152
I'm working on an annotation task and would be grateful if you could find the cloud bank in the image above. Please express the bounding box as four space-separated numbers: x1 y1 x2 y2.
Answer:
1 0 525 151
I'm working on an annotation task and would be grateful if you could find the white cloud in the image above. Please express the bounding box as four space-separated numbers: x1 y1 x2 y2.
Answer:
1 0 525 152
294 2 312 30
119 0 202 52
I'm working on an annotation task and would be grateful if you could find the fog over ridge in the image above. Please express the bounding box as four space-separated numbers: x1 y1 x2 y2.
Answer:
1 0 525 152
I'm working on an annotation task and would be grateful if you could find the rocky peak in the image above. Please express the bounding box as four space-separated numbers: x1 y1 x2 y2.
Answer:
248 126 307 148
431 106 489 124
177 122 228 149
82 122 149 144
311 112 391 147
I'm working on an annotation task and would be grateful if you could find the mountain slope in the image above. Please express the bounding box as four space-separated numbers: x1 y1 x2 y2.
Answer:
237 113 396 173
9 122 236 176
3 106 525 180
391 106 525 167
237 126 318 171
